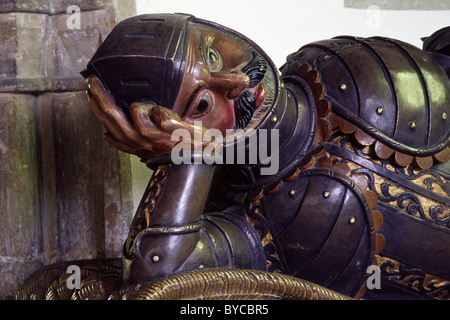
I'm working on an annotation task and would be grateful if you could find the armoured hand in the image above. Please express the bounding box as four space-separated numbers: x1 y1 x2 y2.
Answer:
86 76 206 159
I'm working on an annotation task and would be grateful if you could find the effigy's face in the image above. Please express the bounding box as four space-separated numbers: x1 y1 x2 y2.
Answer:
172 22 267 133
83 15 272 158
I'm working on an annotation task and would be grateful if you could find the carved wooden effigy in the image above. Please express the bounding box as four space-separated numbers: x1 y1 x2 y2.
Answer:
18 14 450 300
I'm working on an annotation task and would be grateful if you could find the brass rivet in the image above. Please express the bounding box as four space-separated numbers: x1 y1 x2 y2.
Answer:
289 190 296 197
349 216 356 224
323 191 330 198
199 264 204 270
442 112 448 120
151 255 160 263
355 261 361 268
271 116 278 123
339 83 347 91
376 107 384 115
409 121 416 130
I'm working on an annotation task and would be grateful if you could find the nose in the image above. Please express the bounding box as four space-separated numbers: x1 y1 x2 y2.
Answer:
208 70 250 99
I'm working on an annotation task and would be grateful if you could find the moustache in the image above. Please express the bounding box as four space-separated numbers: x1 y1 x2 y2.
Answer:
234 53 267 129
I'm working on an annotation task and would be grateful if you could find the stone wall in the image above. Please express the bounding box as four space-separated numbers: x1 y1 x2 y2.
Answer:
0 0 136 299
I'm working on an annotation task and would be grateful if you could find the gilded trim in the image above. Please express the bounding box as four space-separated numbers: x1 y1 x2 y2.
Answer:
376 255 450 300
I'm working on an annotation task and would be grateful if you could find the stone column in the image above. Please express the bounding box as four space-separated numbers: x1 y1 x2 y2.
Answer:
0 0 136 299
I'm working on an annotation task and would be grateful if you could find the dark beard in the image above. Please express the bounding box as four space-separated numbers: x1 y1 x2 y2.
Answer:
234 52 267 129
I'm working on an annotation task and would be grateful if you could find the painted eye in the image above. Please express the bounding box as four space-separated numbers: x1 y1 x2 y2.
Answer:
207 47 222 71
195 99 209 115
194 92 213 117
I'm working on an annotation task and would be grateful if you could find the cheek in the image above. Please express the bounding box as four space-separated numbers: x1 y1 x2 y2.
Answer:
206 99 235 133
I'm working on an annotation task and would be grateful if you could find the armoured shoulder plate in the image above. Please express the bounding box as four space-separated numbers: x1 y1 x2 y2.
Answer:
262 168 377 297
284 36 450 157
